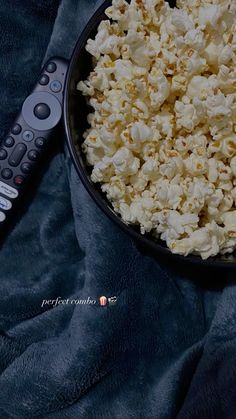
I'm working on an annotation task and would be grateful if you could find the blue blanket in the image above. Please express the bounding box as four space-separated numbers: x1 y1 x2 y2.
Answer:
0 0 235 418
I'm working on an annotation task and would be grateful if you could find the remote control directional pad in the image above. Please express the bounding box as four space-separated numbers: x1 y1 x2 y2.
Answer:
22 92 62 131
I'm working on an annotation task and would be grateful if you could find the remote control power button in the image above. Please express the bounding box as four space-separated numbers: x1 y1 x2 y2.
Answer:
4 137 15 148
34 103 51 120
39 74 49 86
1 168 13 180
9 143 27 167
0 149 8 160
0 212 6 223
46 62 57 73
28 150 39 161
23 131 34 142
21 162 32 174
50 80 62 93
11 124 22 135
14 175 24 186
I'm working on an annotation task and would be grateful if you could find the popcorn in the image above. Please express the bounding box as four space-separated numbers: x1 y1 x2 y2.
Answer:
185 154 208 176
184 29 205 51
219 192 234 212
156 181 183 210
169 222 226 260
105 0 129 23
188 52 208 76
219 45 233 65
112 147 140 175
101 176 126 200
203 41 222 68
171 9 194 34
175 101 199 131
141 159 160 180
221 135 236 158
206 94 232 119
130 122 153 142
148 69 170 109
159 156 184 180
78 0 236 259
91 157 114 183
198 5 222 28
114 59 134 80
222 211 236 232
230 156 236 176
158 211 199 240
208 158 218 183
187 76 216 100
206 189 224 216
152 109 175 138
171 75 187 94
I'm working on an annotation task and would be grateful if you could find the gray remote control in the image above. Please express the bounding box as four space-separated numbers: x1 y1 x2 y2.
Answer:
0 57 68 226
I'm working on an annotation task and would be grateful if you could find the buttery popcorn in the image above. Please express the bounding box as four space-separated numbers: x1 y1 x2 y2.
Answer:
78 0 236 259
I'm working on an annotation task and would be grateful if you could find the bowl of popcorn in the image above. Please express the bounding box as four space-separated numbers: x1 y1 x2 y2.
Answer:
65 0 236 265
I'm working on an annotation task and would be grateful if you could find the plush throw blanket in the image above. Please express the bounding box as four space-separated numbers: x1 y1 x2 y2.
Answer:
0 0 235 418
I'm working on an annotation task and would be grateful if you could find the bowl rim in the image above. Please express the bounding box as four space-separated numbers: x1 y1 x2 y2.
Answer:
63 0 236 269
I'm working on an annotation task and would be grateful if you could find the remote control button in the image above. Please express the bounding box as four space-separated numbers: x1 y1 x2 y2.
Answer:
35 137 46 148
1 168 13 180
3 137 15 147
50 80 62 93
9 143 27 167
0 181 18 199
28 150 39 161
21 162 32 174
0 149 8 160
34 103 51 120
22 130 34 142
4 137 15 148
0 212 6 222
22 92 62 132
11 124 22 135
39 74 49 86
14 175 24 186
46 62 57 73
0 196 12 211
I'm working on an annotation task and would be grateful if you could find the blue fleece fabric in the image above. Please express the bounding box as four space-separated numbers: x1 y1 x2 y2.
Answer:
0 1 235 418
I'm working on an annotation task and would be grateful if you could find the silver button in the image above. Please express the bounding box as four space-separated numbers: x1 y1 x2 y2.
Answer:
0 181 18 199
50 80 62 93
0 196 12 210
0 212 6 222
23 130 34 142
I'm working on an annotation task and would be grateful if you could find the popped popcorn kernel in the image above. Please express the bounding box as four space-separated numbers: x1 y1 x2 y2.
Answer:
78 0 236 259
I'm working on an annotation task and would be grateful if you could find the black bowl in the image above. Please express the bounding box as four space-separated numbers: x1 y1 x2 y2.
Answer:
64 0 236 269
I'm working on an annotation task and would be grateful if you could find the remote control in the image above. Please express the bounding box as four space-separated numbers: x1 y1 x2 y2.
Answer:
0 57 68 228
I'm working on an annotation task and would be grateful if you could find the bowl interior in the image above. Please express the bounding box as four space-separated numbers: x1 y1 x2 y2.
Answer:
64 0 236 268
